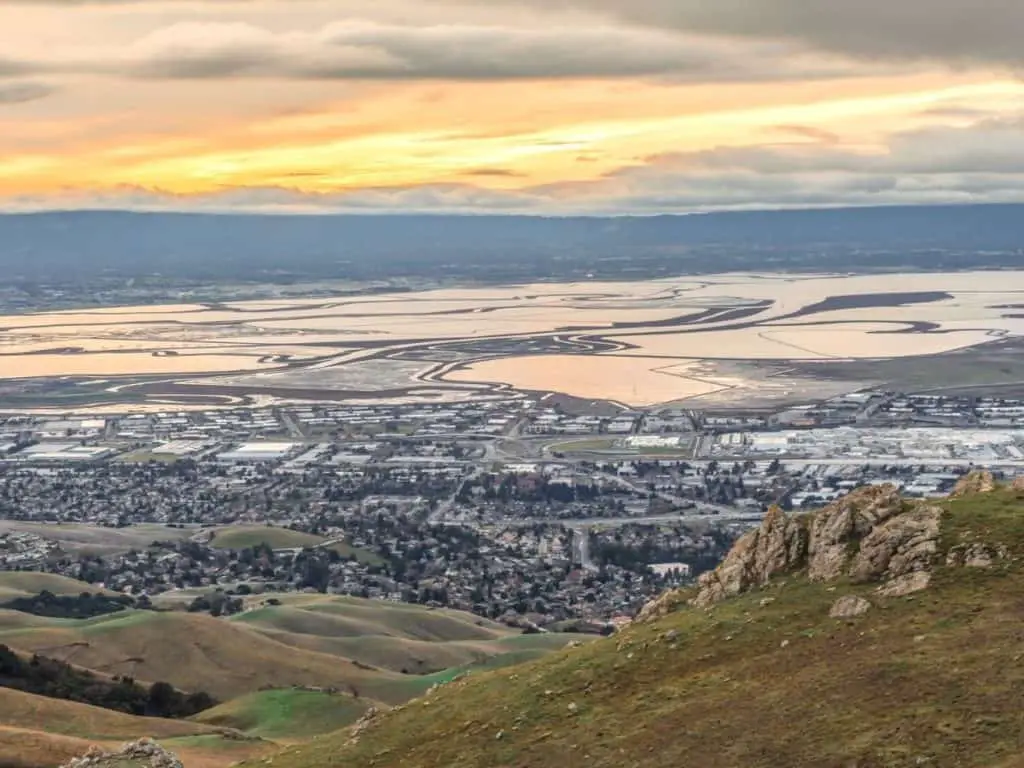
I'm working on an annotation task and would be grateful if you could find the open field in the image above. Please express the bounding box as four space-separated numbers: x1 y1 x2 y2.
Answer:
243 486 1024 768
4 271 1024 409
206 527 384 564
208 527 326 551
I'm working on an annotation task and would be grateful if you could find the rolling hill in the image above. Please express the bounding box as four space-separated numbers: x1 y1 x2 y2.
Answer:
230 595 581 676
0 522 191 557
0 687 269 768
0 591 587 766
0 609 399 702
238 477 1024 768
0 594 578 707
0 573 115 601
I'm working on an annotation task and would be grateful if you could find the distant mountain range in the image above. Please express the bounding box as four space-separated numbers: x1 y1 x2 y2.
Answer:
1 203 1022 283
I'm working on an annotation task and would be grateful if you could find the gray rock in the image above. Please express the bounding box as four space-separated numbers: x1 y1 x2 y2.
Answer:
808 485 903 582
829 595 872 619
848 505 941 583
950 470 996 498
946 542 1008 569
877 571 932 597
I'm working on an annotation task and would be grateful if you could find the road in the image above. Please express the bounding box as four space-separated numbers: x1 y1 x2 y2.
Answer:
279 409 308 440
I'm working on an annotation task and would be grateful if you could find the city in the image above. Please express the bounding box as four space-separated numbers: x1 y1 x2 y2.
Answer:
4 390 1023 630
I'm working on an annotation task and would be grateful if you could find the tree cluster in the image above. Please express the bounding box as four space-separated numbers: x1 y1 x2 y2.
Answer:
0 644 216 718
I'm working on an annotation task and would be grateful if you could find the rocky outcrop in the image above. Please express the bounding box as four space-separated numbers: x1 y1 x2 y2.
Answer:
636 585 692 622
61 739 182 768
951 470 997 498
345 706 380 747
829 596 871 619
692 506 807 608
808 485 905 581
692 485 942 608
848 504 941 584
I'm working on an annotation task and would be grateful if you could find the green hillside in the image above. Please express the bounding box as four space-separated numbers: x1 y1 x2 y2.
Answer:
193 689 371 741
243 479 1024 768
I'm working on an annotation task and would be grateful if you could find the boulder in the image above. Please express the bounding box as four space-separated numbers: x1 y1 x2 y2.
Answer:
61 739 183 768
636 587 691 622
946 543 1009 569
829 595 872 619
877 571 931 598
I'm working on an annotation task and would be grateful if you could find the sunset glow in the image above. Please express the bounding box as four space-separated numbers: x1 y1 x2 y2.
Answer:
2 1 1024 212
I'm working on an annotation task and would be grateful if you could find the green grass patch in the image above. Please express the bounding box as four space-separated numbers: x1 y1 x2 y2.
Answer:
325 540 386 566
547 439 617 454
193 689 369 741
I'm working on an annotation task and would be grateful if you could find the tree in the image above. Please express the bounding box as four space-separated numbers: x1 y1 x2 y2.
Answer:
147 682 176 716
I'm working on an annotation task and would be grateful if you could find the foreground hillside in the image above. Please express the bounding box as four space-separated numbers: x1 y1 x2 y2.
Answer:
251 478 1024 768
0 687 269 768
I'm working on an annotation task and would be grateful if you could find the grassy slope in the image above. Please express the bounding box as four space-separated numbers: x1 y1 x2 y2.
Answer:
0 595 548 708
193 689 370 741
0 610 402 702
0 522 191 557
252 488 1024 768
230 595 557 676
0 573 115 600
0 687 271 768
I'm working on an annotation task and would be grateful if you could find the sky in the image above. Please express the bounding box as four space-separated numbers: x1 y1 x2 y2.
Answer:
2 0 1024 214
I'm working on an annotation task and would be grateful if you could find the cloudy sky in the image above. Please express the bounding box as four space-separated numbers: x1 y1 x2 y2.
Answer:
2 0 1024 213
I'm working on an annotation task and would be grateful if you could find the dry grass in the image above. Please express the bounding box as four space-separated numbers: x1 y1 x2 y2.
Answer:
0 573 115 601
0 523 190 557
0 688 268 768
249 488 1024 768
0 688 214 742
0 610 400 701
